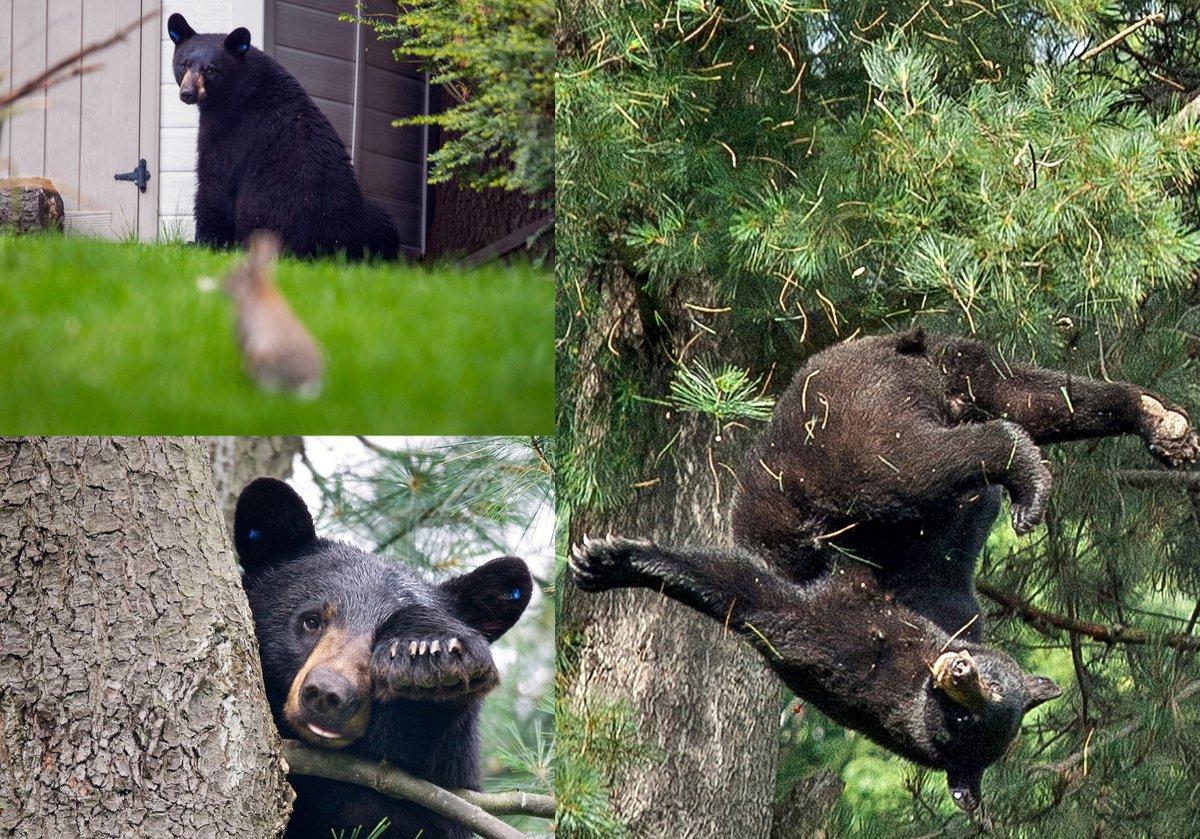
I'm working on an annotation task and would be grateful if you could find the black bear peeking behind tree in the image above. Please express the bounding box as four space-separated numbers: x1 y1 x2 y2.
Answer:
235 478 532 839
572 328 1200 812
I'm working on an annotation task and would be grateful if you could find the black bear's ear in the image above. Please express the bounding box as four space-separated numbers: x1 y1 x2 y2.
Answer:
167 14 195 45
438 556 532 642
1022 673 1062 712
234 477 318 569
225 27 252 55
946 765 983 811
895 326 927 356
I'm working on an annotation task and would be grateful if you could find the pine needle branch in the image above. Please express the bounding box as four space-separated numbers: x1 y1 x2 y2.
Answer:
977 582 1200 651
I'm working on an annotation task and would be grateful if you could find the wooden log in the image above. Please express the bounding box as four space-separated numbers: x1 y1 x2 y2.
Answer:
0 177 65 233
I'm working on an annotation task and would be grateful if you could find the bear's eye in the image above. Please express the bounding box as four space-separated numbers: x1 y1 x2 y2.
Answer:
301 613 322 633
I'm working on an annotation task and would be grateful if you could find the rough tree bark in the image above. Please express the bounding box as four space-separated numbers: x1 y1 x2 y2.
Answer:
0 437 293 837
207 436 303 535
560 271 779 837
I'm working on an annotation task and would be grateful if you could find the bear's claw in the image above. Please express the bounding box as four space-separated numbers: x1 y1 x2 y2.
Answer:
571 534 657 592
372 631 496 699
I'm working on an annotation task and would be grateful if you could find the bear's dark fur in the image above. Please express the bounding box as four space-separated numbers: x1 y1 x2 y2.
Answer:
235 478 532 839
572 328 1199 810
167 14 400 260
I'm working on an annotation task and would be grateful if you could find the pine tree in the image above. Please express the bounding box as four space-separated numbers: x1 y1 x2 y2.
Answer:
558 1 1200 835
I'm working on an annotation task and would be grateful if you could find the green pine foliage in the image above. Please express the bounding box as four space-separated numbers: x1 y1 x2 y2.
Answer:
554 699 658 839
559 1 1200 341
311 436 552 569
559 0 1200 834
350 0 554 197
668 359 775 424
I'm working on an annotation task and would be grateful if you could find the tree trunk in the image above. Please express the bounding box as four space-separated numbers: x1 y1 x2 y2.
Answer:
0 437 293 837
561 272 779 837
207 436 303 537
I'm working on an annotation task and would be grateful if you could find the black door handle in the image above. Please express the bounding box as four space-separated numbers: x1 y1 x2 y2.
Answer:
114 159 151 193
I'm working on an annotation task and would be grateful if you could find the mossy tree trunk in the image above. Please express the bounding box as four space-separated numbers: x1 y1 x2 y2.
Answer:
560 271 780 837
0 437 293 836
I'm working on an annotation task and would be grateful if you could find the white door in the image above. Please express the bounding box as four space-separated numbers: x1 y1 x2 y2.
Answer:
0 0 160 238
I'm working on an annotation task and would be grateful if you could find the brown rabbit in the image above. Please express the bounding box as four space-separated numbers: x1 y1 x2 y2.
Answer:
225 231 324 397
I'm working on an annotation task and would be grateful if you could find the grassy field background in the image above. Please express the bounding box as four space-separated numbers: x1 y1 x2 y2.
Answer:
0 234 553 433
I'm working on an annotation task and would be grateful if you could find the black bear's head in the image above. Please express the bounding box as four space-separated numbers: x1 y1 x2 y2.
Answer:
921 648 1061 810
234 477 532 750
167 14 253 106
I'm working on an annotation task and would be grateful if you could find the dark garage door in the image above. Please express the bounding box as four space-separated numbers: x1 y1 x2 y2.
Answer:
263 0 431 256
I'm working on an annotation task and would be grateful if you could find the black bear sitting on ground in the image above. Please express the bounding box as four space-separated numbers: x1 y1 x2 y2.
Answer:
167 14 400 260
235 478 531 839
572 328 1199 811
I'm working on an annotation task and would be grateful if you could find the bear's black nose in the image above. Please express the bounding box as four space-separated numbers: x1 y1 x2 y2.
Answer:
179 89 198 105
300 668 363 724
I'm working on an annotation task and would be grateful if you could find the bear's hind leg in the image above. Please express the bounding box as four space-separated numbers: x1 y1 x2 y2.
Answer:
194 190 236 249
974 367 1198 465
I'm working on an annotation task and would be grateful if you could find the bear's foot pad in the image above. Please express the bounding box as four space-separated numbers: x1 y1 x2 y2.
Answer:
1140 395 1200 467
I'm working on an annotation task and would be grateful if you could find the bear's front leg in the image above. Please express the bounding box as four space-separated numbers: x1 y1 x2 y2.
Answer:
371 607 499 701
571 535 796 631
193 179 236 248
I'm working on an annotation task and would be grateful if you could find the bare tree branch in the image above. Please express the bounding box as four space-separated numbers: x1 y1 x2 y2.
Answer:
0 11 156 110
1078 13 1164 62
280 740 553 839
977 582 1200 651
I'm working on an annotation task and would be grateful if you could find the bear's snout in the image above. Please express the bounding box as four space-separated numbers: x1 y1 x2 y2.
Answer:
300 668 364 724
284 626 373 749
178 69 206 104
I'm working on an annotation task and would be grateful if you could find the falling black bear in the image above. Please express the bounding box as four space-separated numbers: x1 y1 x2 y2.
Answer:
572 328 1199 811
235 478 532 838
167 14 400 260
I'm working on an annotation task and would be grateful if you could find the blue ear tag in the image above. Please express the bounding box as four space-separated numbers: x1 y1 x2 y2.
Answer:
169 31 180 43
239 43 249 54
510 588 522 600
248 528 260 540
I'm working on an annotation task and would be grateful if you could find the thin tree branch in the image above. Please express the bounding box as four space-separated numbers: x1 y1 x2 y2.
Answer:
527 436 554 478
356 436 394 457
977 582 1200 651
280 740 553 839
0 11 155 109
1078 13 1164 62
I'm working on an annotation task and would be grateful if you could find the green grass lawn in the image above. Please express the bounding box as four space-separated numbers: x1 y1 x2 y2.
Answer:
0 234 553 433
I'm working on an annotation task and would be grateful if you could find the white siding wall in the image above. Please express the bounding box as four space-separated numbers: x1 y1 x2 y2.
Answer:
158 1 264 240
